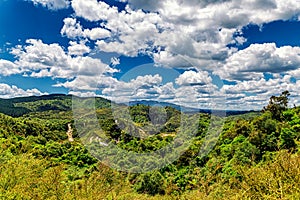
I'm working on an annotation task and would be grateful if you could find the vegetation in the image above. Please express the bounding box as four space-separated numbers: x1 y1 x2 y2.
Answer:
0 94 111 117
0 91 299 199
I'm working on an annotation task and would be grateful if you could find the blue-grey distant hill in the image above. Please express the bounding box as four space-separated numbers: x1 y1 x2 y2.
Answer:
129 100 256 116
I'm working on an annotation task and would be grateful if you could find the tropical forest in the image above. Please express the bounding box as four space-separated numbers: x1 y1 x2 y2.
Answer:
0 91 299 200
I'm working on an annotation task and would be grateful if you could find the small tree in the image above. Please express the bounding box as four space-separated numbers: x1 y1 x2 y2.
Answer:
134 171 166 195
263 90 290 121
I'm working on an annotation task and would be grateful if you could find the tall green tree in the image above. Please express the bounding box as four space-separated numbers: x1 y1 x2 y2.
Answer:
263 90 290 121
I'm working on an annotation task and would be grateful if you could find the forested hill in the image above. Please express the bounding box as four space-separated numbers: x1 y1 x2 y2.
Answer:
0 94 256 117
0 91 299 199
129 100 256 115
0 94 111 117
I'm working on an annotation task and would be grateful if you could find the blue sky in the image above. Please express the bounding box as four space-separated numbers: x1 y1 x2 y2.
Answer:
1 0 300 110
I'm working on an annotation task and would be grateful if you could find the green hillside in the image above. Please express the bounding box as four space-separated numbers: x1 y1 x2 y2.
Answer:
0 94 112 117
0 92 299 199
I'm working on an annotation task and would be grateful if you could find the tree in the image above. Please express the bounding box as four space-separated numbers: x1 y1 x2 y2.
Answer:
263 90 290 121
134 171 166 195
279 128 296 150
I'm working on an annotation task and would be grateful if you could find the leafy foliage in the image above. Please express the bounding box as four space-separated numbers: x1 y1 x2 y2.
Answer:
263 90 290 120
0 93 299 199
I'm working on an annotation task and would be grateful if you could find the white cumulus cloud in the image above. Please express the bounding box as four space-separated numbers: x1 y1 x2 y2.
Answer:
10 39 117 79
216 43 300 81
27 0 70 10
0 83 48 99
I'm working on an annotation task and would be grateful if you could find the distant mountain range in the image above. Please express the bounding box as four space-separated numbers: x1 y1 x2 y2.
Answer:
128 100 257 116
0 94 257 117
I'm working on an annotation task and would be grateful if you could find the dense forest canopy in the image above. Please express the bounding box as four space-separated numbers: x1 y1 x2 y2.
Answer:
0 92 299 199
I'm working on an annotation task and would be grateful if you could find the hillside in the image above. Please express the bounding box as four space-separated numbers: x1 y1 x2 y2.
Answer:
0 92 299 199
0 94 112 117
129 100 257 115
0 94 256 118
